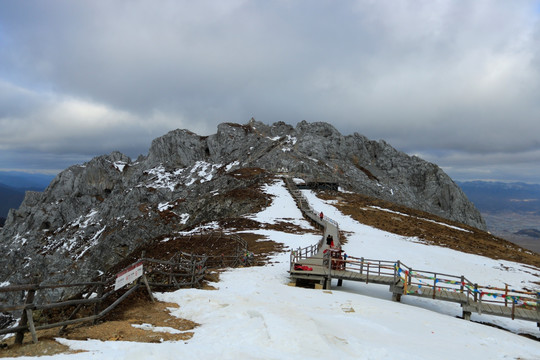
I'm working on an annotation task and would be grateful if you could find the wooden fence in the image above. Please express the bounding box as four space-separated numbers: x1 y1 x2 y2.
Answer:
0 253 207 345
0 229 256 345
394 260 540 317
142 252 207 289
326 254 540 321
180 231 253 268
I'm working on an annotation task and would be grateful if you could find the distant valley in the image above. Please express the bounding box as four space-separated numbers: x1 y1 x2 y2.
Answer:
0 171 55 226
458 181 540 253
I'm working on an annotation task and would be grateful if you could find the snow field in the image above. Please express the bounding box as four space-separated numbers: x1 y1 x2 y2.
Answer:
16 179 540 359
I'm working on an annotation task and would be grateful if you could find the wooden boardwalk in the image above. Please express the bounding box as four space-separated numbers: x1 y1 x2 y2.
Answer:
284 176 540 329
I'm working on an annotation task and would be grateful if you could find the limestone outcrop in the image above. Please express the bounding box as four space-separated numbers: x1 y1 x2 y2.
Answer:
0 120 485 297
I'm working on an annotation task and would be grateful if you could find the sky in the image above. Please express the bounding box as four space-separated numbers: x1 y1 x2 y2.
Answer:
1 0 540 183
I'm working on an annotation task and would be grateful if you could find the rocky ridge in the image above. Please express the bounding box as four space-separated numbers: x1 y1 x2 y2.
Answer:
0 120 485 295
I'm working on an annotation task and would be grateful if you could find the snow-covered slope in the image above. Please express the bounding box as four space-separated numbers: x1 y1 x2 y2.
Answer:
20 179 540 359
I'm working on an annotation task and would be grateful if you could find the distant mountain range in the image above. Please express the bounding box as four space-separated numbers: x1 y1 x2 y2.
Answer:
457 181 540 252
0 171 55 225
457 181 540 214
0 171 55 190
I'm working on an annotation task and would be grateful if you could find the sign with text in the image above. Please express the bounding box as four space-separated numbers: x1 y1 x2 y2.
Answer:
115 261 143 291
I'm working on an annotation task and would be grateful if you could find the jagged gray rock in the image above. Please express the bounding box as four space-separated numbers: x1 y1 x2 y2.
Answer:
0 119 485 299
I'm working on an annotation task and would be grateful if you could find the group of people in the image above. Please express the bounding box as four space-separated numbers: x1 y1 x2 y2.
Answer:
326 234 335 248
320 211 348 264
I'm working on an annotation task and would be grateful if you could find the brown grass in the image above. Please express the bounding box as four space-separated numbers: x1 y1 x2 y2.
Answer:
317 191 540 269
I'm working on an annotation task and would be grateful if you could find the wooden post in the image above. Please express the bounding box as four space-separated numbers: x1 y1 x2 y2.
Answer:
360 257 364 275
460 275 464 293
478 290 483 315
504 284 508 307
327 251 332 289
93 279 104 325
432 274 437 299
511 300 515 320
403 271 408 295
15 288 36 344
141 275 155 302
366 263 370 284
536 291 540 328
473 284 478 302
25 308 38 344
190 259 195 287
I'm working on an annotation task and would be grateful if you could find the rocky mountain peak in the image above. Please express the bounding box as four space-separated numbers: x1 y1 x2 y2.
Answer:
0 120 485 296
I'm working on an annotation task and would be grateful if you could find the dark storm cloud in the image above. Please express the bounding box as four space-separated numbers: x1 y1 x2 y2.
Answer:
1 0 539 182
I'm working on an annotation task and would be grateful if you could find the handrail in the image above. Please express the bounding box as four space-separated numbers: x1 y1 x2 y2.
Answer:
0 253 211 343
285 176 540 324
394 262 539 309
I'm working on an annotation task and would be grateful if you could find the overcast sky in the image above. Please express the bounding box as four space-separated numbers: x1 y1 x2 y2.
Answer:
1 1 539 183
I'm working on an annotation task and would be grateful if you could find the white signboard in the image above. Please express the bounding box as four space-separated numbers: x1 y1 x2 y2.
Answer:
115 262 144 290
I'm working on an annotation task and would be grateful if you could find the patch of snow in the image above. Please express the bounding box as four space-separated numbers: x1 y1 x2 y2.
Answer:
246 180 313 229
179 213 190 224
158 202 174 212
72 209 99 229
113 161 127 172
286 135 297 145
131 323 185 334
0 281 10 287
225 161 240 172
176 222 220 235
303 190 537 293
76 226 107 260
145 165 180 191
368 205 472 233
185 161 221 186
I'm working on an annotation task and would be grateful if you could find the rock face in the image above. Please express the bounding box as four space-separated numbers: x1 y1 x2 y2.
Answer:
0 120 485 295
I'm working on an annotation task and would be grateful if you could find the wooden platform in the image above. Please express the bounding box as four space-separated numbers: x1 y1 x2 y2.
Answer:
284 175 540 328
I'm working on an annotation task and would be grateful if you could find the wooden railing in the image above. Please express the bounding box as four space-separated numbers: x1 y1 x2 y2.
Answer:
290 244 319 271
0 253 208 344
285 173 540 325
183 231 253 268
337 256 396 277
143 252 207 289
394 261 540 315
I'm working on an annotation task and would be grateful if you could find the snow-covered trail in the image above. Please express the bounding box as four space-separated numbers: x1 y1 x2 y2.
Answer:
12 179 540 360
